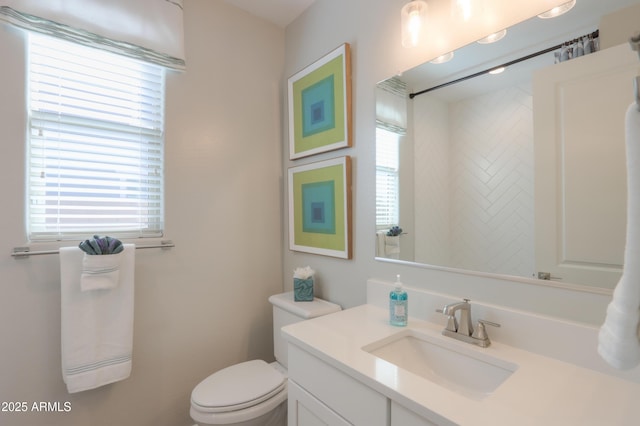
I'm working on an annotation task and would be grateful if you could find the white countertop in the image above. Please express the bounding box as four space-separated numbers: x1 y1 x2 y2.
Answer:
282 304 638 425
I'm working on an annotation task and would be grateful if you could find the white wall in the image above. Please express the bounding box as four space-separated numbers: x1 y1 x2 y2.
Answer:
282 0 613 325
0 1 284 425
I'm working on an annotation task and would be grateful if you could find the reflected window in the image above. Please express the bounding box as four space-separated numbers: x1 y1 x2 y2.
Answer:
376 127 400 229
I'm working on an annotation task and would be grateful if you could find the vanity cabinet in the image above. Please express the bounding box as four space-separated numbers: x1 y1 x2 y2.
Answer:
288 381 351 426
391 402 438 426
287 344 389 426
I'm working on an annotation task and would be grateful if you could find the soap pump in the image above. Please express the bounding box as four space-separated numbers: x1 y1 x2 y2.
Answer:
389 274 408 326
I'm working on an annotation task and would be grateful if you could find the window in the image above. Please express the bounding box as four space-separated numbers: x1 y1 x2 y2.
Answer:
376 127 400 230
27 34 165 241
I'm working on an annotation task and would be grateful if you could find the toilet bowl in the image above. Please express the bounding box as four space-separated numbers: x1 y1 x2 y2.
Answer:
190 360 287 426
189 292 341 426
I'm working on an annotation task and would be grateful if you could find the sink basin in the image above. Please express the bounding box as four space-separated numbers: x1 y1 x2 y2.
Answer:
362 329 518 399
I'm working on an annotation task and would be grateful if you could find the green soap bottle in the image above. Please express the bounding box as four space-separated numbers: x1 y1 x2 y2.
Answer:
389 274 408 326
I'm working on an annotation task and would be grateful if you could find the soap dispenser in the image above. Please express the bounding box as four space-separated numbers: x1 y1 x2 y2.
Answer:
389 274 408 326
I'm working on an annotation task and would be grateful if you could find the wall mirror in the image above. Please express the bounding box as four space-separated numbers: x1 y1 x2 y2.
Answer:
375 0 640 291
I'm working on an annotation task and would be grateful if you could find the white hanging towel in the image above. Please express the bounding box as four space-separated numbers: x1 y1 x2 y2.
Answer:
598 103 640 370
60 244 135 393
80 250 123 291
376 230 386 257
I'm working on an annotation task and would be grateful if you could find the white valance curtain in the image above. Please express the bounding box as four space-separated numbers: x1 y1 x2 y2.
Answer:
0 0 185 69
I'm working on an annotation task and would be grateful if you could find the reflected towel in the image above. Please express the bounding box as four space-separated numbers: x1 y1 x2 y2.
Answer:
385 235 400 256
376 231 386 257
598 103 640 370
60 244 135 393
81 251 122 291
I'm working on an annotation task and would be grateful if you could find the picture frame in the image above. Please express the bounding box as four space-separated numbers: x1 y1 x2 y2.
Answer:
288 43 352 160
288 156 352 259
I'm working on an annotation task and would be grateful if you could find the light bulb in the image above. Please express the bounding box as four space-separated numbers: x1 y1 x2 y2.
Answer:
537 0 576 19
401 1 428 48
477 29 507 44
430 51 454 64
457 0 472 21
452 0 483 22
489 66 505 75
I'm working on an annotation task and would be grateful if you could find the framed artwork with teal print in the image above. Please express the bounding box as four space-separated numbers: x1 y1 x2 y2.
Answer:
288 156 352 259
288 43 352 159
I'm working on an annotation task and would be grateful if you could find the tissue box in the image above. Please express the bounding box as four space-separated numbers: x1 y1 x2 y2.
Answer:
294 277 314 301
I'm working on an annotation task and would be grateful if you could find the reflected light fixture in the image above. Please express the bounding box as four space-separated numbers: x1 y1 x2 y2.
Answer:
401 0 428 48
477 29 507 44
537 0 576 19
430 51 454 64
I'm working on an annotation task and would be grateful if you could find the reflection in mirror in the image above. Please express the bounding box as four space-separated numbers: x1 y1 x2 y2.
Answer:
376 0 640 290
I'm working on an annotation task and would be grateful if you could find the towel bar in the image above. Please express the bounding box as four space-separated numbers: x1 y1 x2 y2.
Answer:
11 240 175 258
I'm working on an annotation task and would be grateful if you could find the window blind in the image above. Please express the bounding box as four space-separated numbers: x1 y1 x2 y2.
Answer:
27 34 165 241
376 127 400 229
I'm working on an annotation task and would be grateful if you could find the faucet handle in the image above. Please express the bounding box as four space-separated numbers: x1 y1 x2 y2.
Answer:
472 319 500 340
436 309 458 332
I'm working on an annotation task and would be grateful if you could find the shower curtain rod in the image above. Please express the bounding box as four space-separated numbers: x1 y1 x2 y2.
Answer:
409 30 599 99
11 240 175 258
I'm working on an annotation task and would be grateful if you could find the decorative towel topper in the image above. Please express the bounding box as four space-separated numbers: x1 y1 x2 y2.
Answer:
79 235 124 255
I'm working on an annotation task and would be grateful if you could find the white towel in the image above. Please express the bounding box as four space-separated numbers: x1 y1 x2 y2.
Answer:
598 103 640 370
385 235 400 258
81 251 123 291
60 244 135 393
376 230 386 257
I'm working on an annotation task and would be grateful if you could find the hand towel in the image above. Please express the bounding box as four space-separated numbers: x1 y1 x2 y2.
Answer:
385 235 400 258
598 103 640 370
80 251 123 292
60 244 135 393
376 230 386 257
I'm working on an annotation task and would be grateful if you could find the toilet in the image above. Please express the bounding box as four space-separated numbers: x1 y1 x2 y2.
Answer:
190 292 341 426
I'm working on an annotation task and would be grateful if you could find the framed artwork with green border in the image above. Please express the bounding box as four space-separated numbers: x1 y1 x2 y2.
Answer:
288 156 352 259
288 43 352 160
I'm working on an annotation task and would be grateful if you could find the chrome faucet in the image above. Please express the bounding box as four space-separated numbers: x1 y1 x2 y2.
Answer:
437 299 500 348
442 299 473 336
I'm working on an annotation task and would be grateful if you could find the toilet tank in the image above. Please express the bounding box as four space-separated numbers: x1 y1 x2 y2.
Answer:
268 292 341 368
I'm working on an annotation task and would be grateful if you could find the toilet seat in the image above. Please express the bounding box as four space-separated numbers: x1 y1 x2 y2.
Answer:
191 360 286 413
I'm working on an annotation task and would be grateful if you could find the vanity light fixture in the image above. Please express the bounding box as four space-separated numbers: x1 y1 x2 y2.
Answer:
452 0 482 22
537 0 576 19
477 29 507 44
401 0 428 48
430 51 454 64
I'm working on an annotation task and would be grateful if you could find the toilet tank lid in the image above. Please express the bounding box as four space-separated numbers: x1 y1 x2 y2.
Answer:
268 292 341 319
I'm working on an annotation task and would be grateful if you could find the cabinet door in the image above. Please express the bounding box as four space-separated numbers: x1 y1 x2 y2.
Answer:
533 43 638 288
288 380 352 426
391 401 438 426
288 344 388 426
